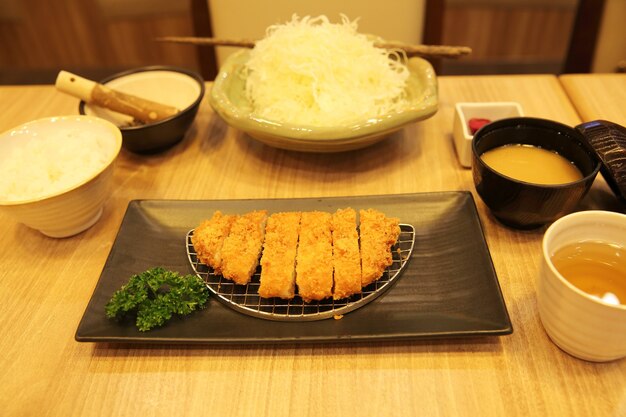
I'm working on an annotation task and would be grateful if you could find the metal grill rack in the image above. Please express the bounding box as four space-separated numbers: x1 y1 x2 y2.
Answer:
186 223 415 321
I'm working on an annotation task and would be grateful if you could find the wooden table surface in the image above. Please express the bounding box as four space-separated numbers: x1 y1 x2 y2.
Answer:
1 75 624 417
560 73 626 123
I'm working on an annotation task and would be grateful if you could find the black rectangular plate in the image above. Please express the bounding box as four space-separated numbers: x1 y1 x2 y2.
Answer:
75 192 512 344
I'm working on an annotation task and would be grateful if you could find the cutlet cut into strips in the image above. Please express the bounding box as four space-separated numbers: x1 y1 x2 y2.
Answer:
296 211 334 302
331 208 362 300
220 210 268 285
191 211 237 273
259 212 302 299
359 208 401 287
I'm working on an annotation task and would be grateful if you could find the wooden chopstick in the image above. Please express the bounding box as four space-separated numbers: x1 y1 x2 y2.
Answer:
155 36 472 59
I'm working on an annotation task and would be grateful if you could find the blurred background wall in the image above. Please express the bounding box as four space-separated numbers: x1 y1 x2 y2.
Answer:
207 0 426 68
0 0 622 84
592 0 626 73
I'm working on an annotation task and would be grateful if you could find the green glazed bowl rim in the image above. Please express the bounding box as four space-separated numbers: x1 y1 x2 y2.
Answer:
209 49 438 146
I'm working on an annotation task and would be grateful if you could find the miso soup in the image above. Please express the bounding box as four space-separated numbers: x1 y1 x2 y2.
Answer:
480 144 583 185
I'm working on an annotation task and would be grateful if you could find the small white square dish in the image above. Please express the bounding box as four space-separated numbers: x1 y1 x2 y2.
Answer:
453 102 524 168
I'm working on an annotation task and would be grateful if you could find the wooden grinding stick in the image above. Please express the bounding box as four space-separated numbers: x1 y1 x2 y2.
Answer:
55 70 179 124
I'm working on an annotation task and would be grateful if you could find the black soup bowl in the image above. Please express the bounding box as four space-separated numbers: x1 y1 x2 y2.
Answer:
472 117 602 229
79 65 205 154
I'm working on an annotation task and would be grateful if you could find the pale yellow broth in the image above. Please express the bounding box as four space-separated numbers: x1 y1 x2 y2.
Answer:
480 144 583 185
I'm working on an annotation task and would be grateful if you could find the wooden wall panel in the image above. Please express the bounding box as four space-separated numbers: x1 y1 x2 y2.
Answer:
0 0 200 83
441 4 577 73
0 0 588 82
443 6 576 60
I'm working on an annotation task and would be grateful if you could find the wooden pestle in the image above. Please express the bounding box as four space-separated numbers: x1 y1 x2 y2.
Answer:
55 71 179 123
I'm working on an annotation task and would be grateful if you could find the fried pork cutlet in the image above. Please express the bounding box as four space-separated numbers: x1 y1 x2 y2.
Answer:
258 212 301 299
296 211 333 302
191 211 237 273
220 210 268 285
331 208 362 300
359 208 401 287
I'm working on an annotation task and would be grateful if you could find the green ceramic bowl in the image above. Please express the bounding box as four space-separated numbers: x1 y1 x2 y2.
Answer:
210 49 438 152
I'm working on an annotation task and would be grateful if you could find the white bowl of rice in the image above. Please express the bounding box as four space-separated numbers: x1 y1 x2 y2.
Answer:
0 115 122 237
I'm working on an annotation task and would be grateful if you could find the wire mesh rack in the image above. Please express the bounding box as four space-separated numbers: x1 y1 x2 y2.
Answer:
186 223 415 321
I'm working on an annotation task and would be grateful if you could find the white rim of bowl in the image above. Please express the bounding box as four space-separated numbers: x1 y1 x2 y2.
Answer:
0 115 123 206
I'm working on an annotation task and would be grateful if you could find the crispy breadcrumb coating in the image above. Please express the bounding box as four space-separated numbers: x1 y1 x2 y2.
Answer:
193 208 402 301
331 208 362 299
220 210 268 284
259 212 301 299
296 211 333 302
359 208 400 287
191 211 237 273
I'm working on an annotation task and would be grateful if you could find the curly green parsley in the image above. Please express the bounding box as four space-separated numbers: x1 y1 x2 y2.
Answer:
105 267 209 331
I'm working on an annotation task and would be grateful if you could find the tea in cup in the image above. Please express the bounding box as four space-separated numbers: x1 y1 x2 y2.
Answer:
538 210 626 362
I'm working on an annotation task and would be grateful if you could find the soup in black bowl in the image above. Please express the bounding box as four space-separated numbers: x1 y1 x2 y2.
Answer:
472 117 601 229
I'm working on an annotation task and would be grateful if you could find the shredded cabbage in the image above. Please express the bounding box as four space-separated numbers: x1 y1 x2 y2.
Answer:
244 15 410 127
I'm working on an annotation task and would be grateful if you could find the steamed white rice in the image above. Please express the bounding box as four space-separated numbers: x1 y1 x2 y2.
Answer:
0 128 110 202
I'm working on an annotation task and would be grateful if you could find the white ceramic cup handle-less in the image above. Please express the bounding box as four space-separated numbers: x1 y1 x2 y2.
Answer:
538 210 626 362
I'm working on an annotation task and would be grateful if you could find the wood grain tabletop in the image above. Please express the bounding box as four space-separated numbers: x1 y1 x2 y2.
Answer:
0 75 624 417
560 73 626 124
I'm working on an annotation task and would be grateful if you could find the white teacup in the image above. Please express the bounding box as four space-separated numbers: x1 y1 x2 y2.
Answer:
538 210 626 362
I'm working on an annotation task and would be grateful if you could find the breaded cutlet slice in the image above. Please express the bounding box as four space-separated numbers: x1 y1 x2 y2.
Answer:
331 208 362 300
258 212 301 299
296 211 333 302
359 208 401 287
220 210 268 285
191 211 237 273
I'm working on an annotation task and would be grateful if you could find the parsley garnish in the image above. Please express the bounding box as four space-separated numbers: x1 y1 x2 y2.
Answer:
105 267 209 331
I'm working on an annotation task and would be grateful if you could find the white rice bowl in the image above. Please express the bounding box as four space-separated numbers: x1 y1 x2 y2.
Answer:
0 116 122 237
